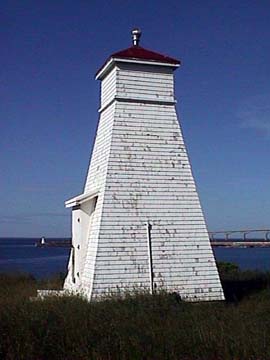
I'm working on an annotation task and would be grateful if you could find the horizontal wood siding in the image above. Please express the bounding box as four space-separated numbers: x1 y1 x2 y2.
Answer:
115 63 175 102
101 67 116 107
84 104 115 194
82 102 116 297
91 97 223 301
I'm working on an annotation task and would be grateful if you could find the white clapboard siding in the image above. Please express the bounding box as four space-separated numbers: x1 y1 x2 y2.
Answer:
64 55 224 302
101 67 117 107
114 64 175 102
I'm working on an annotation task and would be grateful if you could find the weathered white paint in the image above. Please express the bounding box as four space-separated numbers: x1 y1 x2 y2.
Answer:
63 52 224 301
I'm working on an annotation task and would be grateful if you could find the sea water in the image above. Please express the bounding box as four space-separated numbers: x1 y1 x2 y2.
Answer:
0 238 270 279
0 238 70 278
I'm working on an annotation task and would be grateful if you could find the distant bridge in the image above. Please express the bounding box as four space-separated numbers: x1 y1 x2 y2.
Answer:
209 229 270 247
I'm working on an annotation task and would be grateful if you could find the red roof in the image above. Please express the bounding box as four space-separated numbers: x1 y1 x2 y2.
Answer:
111 46 180 65
96 45 180 78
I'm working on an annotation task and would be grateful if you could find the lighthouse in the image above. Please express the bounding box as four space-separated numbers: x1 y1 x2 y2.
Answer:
63 30 224 301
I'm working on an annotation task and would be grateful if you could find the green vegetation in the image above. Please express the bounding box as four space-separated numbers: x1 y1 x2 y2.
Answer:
217 261 270 302
0 265 270 360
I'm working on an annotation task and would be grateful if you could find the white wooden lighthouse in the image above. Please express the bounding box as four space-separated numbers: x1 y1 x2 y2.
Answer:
64 29 224 301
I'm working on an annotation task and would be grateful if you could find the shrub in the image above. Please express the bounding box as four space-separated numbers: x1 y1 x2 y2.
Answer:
217 262 270 302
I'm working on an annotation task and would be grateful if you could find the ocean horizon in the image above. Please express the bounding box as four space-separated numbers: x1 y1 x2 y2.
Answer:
1 237 270 279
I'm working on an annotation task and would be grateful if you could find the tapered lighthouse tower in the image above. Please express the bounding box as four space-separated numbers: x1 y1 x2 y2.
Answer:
64 30 224 301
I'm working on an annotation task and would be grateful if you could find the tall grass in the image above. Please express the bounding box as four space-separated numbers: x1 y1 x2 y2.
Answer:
0 266 270 360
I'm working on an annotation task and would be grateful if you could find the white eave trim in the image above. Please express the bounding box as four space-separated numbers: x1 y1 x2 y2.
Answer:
98 96 177 113
65 190 99 208
95 57 180 80
96 58 114 80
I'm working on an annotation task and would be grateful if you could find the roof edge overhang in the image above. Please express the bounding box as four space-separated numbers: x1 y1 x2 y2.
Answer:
65 190 99 208
95 57 180 80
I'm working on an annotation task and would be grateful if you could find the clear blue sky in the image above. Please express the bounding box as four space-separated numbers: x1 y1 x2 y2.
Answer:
1 0 270 237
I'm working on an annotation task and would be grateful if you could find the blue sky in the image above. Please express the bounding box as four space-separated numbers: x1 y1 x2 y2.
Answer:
1 0 270 237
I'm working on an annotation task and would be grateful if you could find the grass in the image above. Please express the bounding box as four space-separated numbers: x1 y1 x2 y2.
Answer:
0 264 270 359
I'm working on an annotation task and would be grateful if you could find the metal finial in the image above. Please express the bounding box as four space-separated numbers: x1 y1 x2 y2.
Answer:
131 28 141 46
